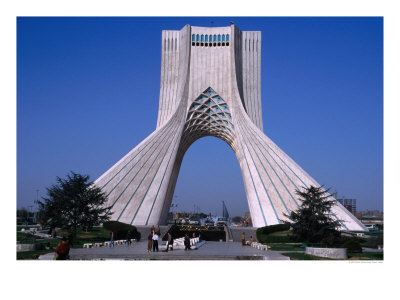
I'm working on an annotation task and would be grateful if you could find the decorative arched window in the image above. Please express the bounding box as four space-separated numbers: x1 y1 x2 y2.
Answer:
218 34 221 42
213 34 217 42
201 34 204 42
196 34 200 42
209 35 212 42
192 34 195 42
226 34 229 42
205 35 208 42
222 34 225 42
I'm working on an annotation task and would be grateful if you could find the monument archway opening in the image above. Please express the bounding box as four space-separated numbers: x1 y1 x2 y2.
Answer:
171 135 248 221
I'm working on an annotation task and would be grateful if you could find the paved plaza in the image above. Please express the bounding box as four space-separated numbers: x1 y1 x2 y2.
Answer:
39 241 290 260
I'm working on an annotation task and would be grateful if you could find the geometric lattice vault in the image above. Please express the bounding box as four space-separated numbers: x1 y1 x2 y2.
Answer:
94 24 367 231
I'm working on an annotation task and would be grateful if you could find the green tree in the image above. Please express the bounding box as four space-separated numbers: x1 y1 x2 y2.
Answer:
285 185 341 243
38 172 112 238
17 207 30 223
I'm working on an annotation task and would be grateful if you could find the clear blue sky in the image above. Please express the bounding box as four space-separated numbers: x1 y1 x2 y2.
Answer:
17 17 383 217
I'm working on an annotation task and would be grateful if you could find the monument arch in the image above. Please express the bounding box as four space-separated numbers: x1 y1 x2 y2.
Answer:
95 24 366 231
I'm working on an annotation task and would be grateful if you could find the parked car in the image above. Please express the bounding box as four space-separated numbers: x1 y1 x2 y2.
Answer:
189 217 201 225
365 224 379 232
216 217 227 226
204 219 215 226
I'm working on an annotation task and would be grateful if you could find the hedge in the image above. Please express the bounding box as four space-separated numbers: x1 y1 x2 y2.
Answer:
103 221 141 241
256 223 290 235
256 224 292 243
342 239 362 253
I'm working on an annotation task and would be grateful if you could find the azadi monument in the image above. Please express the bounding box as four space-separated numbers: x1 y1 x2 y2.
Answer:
94 24 367 231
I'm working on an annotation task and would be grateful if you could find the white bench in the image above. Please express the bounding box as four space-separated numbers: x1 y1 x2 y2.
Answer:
83 243 93 248
251 242 269 250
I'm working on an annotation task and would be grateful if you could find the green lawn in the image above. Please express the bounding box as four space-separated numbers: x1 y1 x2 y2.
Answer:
57 227 111 248
17 249 55 260
17 227 112 260
282 252 332 260
268 243 304 251
17 232 61 248
348 252 383 260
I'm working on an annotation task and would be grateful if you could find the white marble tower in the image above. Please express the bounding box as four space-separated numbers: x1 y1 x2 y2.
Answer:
94 24 367 231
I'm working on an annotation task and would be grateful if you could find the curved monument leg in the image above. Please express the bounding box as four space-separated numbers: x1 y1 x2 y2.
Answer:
94 116 183 225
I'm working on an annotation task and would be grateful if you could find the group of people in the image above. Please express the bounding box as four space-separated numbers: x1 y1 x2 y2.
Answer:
147 225 174 253
241 232 256 246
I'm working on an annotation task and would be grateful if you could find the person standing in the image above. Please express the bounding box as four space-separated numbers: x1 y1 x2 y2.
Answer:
166 232 173 252
126 230 132 246
241 232 245 246
151 225 155 235
155 225 161 236
147 232 153 252
54 237 70 260
184 234 190 251
152 233 159 252
110 231 115 247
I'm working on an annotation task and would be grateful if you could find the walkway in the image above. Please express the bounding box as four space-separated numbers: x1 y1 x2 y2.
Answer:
39 241 290 260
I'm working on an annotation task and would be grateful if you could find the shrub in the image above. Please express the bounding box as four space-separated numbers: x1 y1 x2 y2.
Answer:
256 224 292 243
258 235 292 243
342 239 362 253
257 224 290 235
321 233 342 247
362 235 383 249
103 221 141 241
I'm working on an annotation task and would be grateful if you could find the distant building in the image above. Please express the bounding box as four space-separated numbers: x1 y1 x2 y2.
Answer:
337 198 357 215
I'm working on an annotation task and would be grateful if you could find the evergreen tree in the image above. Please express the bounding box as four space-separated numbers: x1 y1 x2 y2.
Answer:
285 185 341 243
38 172 112 238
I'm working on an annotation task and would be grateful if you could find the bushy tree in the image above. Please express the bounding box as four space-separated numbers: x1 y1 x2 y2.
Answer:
38 172 112 237
17 207 30 222
285 185 341 243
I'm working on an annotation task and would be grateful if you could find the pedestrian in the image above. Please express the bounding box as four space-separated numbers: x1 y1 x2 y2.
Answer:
126 230 132 246
110 231 115 247
241 232 245 246
166 232 173 252
192 232 196 238
51 227 57 238
147 232 153 252
152 232 159 252
184 234 191 251
54 237 70 260
155 225 161 236
151 225 155 235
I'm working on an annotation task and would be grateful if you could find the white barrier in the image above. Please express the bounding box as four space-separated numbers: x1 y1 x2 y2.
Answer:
83 243 92 248
305 247 347 259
